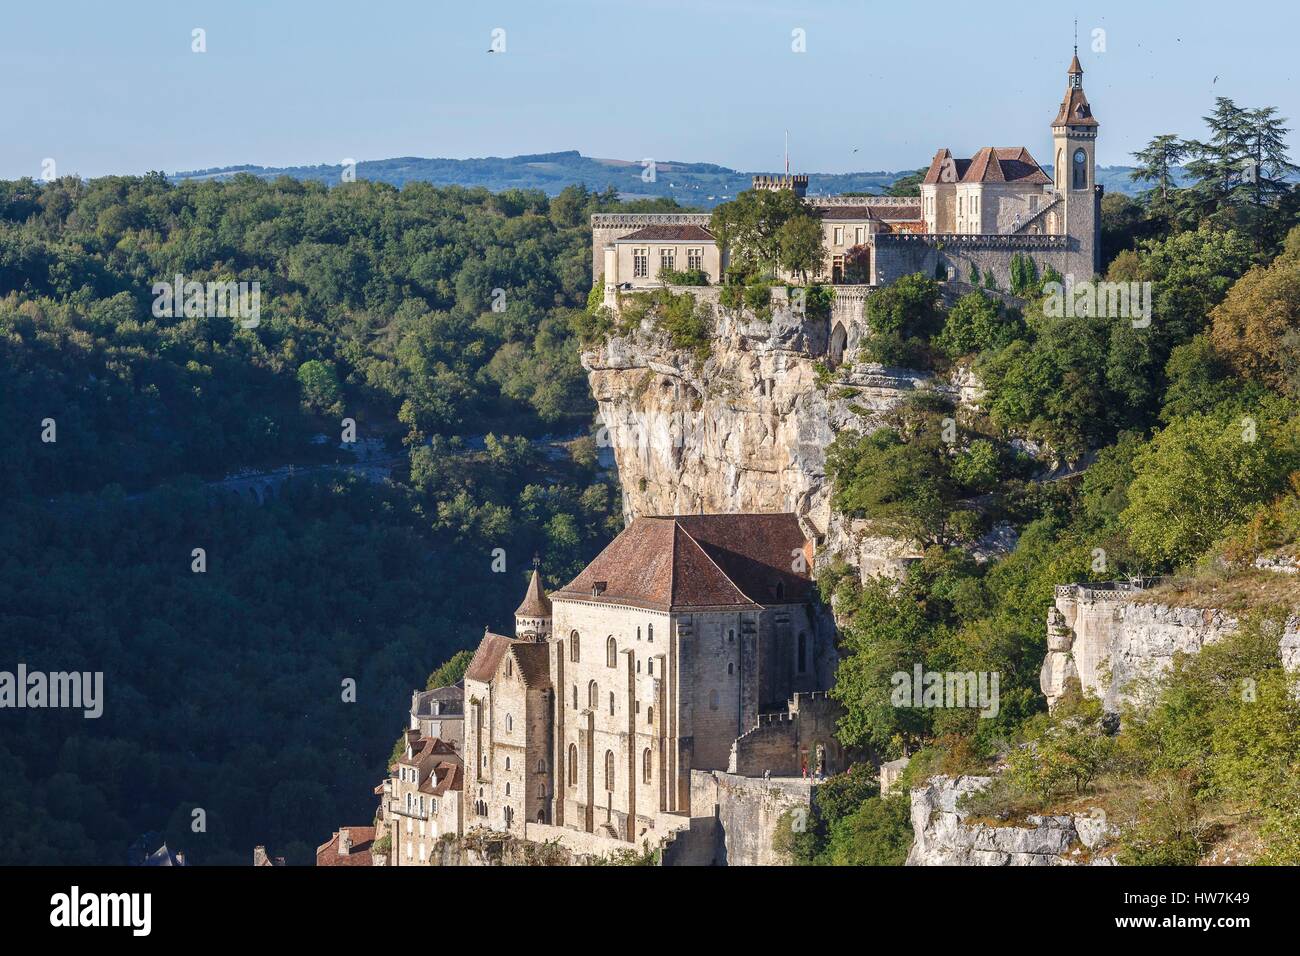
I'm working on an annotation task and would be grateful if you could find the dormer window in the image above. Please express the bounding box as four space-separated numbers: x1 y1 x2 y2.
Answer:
592 581 607 596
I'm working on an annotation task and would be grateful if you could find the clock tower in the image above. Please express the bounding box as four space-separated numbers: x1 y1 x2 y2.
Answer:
1051 51 1100 278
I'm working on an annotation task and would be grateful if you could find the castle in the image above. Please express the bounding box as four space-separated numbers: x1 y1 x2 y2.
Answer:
592 53 1100 297
365 513 847 866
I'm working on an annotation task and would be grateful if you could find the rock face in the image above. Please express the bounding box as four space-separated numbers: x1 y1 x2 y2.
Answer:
906 775 1116 866
1040 583 1300 711
584 288 968 579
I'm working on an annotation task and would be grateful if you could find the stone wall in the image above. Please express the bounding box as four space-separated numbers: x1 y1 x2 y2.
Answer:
906 775 1117 866
728 691 847 777
873 232 1070 290
690 770 815 866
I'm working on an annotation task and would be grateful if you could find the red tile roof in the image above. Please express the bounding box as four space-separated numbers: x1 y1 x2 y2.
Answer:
316 827 376 867
922 147 1050 186
819 205 923 222
552 513 813 611
616 224 716 242
465 632 515 682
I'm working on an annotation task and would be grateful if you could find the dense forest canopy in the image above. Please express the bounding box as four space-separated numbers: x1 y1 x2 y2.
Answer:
0 175 660 863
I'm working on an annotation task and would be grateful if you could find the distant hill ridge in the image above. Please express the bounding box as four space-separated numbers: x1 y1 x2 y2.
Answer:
170 149 1168 205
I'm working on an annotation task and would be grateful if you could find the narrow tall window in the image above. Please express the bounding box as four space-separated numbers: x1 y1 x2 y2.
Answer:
609 691 615 716
570 631 580 662
606 636 617 668
588 681 598 709
643 748 652 783
568 744 578 785
604 750 615 792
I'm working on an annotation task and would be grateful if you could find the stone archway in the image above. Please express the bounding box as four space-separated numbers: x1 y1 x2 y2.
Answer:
829 322 847 367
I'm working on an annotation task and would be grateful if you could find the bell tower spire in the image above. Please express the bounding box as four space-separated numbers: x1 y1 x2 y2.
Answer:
1051 44 1101 278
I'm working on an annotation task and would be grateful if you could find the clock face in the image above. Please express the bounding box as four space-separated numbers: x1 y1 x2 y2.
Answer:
1074 149 1087 165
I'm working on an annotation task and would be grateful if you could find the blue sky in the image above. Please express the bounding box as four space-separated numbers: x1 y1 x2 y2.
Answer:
3 0 1297 180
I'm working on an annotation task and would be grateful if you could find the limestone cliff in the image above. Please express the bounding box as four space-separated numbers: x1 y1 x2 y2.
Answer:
583 286 969 578
906 775 1118 866
1041 582 1300 711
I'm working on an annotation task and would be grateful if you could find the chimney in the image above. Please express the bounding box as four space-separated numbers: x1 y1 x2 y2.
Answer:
338 829 352 856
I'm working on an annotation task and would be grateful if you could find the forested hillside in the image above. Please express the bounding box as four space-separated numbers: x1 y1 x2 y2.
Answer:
0 175 652 863
786 99 1300 865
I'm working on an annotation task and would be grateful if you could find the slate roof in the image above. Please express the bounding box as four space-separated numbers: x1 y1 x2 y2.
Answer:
551 513 813 611
616 224 716 242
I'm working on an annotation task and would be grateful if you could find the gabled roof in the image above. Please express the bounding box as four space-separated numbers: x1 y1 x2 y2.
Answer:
465 632 515 682
922 148 971 185
510 641 552 689
615 224 716 242
464 631 552 688
551 513 813 611
923 147 1050 186
964 147 1052 185
515 568 552 618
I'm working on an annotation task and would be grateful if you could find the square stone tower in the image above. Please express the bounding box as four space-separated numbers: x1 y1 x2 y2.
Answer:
1051 52 1101 279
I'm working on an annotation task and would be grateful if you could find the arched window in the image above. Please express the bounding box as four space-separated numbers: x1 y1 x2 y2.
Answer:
568 744 578 785
537 783 546 799
643 748 652 783
505 657 513 678
727 662 734 675
572 684 578 709
728 628 735 643
570 630 580 662
609 692 615 715
604 750 615 792
647 623 653 642
505 713 513 734
1072 147 1087 190
537 758 547 774
647 706 653 724
505 782 511 796
505 756 511 771
647 660 653 675
588 681 598 708
797 633 808 674
709 689 720 711
606 636 617 667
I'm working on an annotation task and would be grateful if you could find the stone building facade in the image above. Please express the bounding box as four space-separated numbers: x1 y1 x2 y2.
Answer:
372 512 846 863
592 52 1101 296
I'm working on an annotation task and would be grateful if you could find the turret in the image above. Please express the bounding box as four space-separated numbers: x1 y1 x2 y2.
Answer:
514 558 552 641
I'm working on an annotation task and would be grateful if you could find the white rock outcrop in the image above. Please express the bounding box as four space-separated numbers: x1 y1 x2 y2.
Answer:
584 291 975 582
905 775 1117 866
1040 583 1300 711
